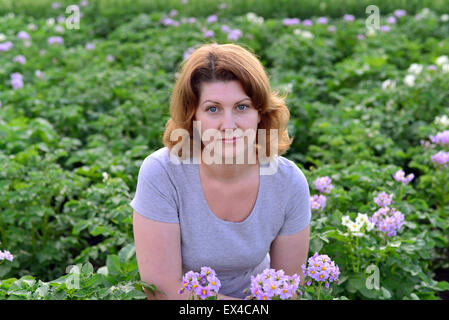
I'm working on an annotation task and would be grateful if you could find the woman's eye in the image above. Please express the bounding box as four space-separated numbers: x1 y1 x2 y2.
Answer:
237 104 249 111
206 104 249 113
206 106 218 113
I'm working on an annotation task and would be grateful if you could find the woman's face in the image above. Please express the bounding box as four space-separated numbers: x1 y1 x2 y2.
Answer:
194 80 261 164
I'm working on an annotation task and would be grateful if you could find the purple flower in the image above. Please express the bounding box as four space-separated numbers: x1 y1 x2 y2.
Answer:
283 18 300 26
161 17 173 26
221 24 231 33
386 16 397 24
373 191 393 207
11 73 23 90
181 0 188 4
429 130 449 145
431 151 449 168
227 29 242 41
310 194 326 213
106 54 115 62
52 2 61 9
314 176 334 193
343 14 355 22
203 30 214 38
188 17 196 24
427 65 437 71
379 25 390 32
218 3 227 9
316 17 328 24
393 169 414 184
57 15 65 23
302 19 313 26
48 36 64 45
357 34 365 40
394 9 406 18
13 55 26 65
35 70 44 79
0 41 13 51
0 250 14 262
17 31 30 40
327 25 336 32
370 207 405 237
80 1 89 6
207 14 218 24
85 42 95 50
179 267 221 299
169 9 178 17
245 269 300 300
302 253 340 285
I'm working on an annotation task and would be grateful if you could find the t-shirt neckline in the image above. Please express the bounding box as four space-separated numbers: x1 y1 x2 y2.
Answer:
194 161 263 225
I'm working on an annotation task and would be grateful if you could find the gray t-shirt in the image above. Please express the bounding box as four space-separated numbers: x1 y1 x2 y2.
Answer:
129 147 311 299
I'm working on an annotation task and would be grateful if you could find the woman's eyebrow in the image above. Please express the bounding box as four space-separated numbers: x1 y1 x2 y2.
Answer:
202 98 251 105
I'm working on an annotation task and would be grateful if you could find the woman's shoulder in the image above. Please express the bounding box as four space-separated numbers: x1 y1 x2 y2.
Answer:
274 155 309 192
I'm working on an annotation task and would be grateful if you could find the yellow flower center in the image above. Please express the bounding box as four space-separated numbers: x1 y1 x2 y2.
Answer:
320 274 324 279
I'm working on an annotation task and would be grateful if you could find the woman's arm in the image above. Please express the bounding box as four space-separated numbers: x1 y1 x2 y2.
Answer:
269 224 310 286
133 210 241 300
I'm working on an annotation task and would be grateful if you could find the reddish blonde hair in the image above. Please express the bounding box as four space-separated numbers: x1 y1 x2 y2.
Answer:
162 42 293 161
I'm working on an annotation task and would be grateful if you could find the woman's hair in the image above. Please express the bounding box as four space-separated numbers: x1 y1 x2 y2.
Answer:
162 42 293 162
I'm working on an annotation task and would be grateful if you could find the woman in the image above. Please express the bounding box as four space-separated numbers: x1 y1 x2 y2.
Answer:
130 43 311 300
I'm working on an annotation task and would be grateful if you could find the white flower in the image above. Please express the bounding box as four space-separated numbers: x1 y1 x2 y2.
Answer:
102 172 109 182
404 74 415 87
46 18 55 26
435 115 449 126
442 64 449 73
436 55 449 66
0 33 6 41
342 215 351 227
441 14 449 22
408 63 423 75
294 29 314 39
382 79 396 90
366 221 375 231
301 30 314 39
356 213 369 225
348 221 362 233
246 12 264 24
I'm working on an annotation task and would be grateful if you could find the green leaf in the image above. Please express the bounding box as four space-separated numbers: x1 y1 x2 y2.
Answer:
118 244 136 263
436 281 449 291
81 262 94 277
106 255 122 276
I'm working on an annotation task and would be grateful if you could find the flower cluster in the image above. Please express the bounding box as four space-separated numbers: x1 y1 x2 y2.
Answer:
393 169 415 184
11 73 23 90
370 207 405 237
244 269 300 300
301 253 340 291
310 194 326 213
373 191 393 207
0 250 14 262
314 176 334 193
429 130 449 146
431 151 449 168
178 266 221 299
342 213 375 236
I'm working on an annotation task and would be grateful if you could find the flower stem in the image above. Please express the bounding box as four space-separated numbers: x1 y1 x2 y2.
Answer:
317 282 322 300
